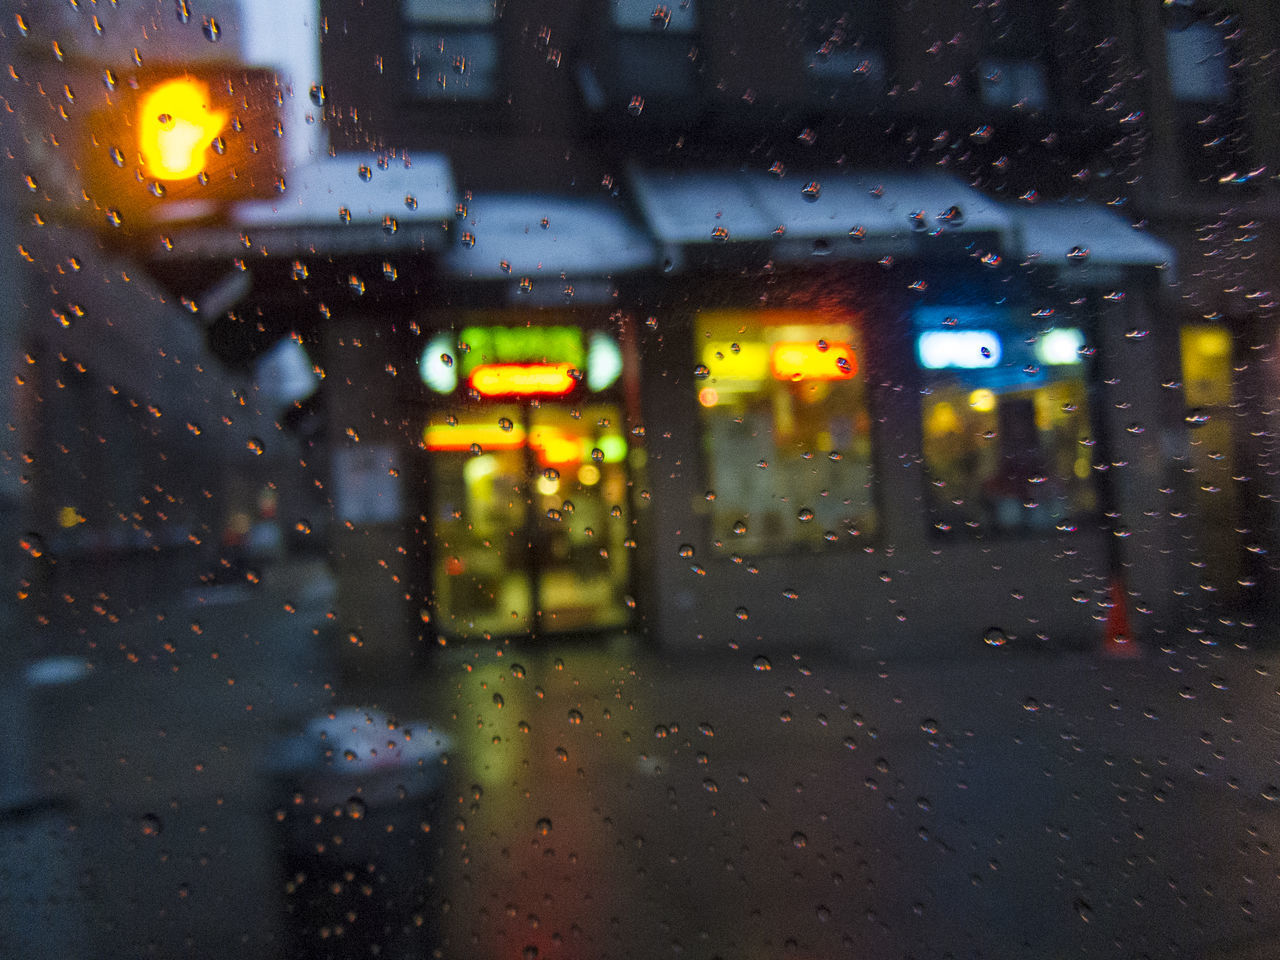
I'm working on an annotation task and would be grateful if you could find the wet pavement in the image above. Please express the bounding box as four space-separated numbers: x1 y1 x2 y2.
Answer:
4 570 1280 959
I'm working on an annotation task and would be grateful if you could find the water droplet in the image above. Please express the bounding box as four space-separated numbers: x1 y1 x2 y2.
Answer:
345 796 366 819
469 443 484 456
404 194 418 211
1067 245 1090 263
678 544 695 559
791 831 807 848
497 417 514 432
440 353 454 367
801 181 821 201
543 467 560 481
383 216 398 235
693 364 710 380
139 813 163 837
175 0 191 24
797 507 815 522
711 226 730 242
347 274 365 295
492 692 505 708
734 607 749 621
732 520 747 536
983 627 1008 647
627 95 645 116
338 207 352 224
752 655 772 672
202 16 221 42
246 437 264 456
309 84 326 107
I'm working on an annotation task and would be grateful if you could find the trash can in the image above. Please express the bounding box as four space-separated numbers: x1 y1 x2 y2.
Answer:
264 707 451 960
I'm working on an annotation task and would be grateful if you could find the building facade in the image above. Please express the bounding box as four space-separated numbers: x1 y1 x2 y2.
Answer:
6 0 1278 669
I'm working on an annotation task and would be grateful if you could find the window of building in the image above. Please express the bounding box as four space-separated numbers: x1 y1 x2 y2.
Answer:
916 307 1096 535
578 0 701 113
801 2 890 102
1163 12 1252 186
695 309 875 552
975 0 1053 111
403 0 499 101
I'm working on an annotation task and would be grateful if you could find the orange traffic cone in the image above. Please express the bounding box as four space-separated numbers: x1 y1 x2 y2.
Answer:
1103 577 1140 659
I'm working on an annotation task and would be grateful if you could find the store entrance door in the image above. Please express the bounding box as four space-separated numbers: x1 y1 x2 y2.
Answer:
427 402 632 640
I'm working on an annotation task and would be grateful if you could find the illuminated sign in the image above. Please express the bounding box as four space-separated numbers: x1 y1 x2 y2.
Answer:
138 78 229 181
917 331 1002 369
469 363 577 397
459 326 584 375
423 423 527 451
423 420 627 464
422 326 623 396
770 341 857 381
78 68 284 230
700 342 770 384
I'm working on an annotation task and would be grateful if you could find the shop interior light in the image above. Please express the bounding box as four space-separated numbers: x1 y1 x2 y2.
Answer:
968 388 998 413
587 333 624 391
595 434 628 462
138 77 229 181
420 335 458 393
469 363 578 397
918 331 1002 369
1035 328 1086 365
770 341 857 381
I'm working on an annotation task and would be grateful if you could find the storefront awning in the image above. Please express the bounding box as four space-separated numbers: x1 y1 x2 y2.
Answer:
442 194 658 287
628 167 1012 268
1010 203 1176 271
168 152 456 258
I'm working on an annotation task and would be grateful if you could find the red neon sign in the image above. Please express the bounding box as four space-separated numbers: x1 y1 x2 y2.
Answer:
468 363 577 397
770 341 857 381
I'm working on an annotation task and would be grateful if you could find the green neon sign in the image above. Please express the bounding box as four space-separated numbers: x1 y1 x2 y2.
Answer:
459 325 585 376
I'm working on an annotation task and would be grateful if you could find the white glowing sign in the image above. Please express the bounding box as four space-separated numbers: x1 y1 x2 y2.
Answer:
917 330 1002 369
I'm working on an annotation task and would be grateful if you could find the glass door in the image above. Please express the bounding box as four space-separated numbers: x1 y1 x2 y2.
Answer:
426 402 631 639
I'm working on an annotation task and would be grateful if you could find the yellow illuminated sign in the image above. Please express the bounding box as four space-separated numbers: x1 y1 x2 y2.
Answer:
770 341 857 381
137 78 229 181
423 423 528 451
468 363 578 397
700 342 770 383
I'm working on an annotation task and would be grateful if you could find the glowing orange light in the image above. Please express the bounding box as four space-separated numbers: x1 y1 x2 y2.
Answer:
138 77 228 180
770 341 857 381
468 363 577 397
698 387 720 407
422 423 527 451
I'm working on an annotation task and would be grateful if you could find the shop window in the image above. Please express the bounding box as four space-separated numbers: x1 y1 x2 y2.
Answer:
403 0 499 102
916 308 1096 535
695 309 875 553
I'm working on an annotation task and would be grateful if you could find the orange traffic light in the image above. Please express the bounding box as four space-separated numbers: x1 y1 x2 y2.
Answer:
79 68 284 231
